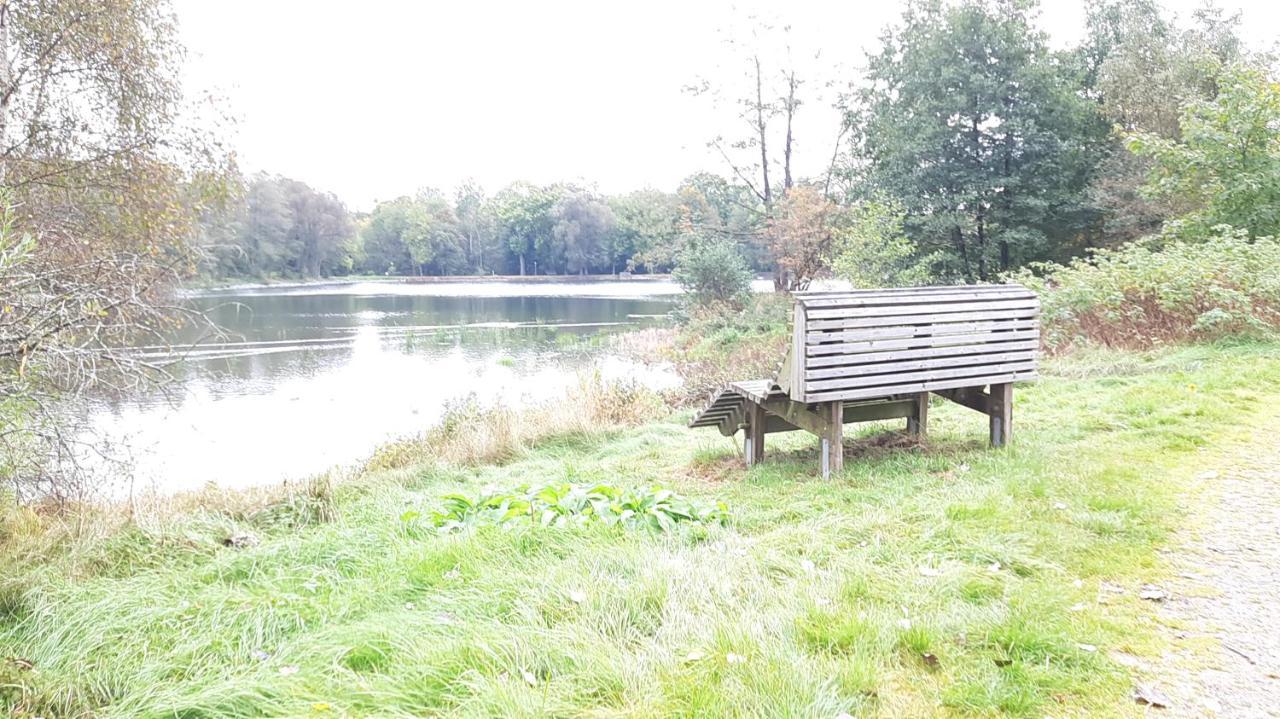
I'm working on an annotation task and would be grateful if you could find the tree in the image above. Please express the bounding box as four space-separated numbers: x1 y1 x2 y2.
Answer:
851 0 1108 281
608 190 680 273
0 0 232 497
552 191 615 275
828 198 929 288
402 190 466 276
492 182 558 275
455 180 497 274
672 233 754 309
764 185 837 291
1128 64 1280 240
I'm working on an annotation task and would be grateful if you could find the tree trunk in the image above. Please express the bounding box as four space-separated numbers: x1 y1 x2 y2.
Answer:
952 225 973 283
754 55 772 208
518 253 525 276
783 70 796 193
976 207 987 282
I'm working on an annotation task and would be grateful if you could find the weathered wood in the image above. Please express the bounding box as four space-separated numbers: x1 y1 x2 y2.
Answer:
805 329 1040 358
934 386 992 415
761 399 915 434
807 319 1039 349
761 396 832 437
794 284 1017 300
989 382 1013 448
806 298 1037 320
806 361 1037 392
806 307 1039 332
805 349 1037 382
800 290 1033 311
907 392 929 437
804 340 1039 372
744 402 765 466
804 369 1037 404
821 401 844 480
790 303 806 398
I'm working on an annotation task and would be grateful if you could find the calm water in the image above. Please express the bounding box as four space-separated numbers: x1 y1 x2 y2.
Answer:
87 278 683 495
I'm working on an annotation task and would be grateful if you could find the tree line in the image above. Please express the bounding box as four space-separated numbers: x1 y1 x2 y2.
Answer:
198 0 1274 290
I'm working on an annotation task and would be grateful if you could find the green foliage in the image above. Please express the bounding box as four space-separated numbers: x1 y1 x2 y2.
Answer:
423 483 729 533
828 198 930 288
852 0 1110 281
671 235 754 310
1014 227 1280 349
1128 64 1280 240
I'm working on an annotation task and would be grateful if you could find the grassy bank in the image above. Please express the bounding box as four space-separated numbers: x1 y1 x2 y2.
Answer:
3 340 1279 717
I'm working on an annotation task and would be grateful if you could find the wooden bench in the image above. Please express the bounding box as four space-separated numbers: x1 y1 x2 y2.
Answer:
689 284 1039 478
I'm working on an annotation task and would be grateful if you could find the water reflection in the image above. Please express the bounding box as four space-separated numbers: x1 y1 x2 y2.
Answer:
88 280 680 496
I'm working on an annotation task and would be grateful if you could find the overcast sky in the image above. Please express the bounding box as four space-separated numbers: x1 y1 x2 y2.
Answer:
176 0 1278 210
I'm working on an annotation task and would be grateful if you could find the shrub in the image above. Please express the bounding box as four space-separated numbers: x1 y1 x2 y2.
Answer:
415 482 729 533
672 235 754 310
1013 227 1280 350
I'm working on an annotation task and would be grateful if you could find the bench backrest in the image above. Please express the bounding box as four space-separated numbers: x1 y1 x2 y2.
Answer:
779 285 1039 404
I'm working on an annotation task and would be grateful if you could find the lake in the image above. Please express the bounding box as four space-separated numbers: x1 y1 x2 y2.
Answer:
86 278 688 496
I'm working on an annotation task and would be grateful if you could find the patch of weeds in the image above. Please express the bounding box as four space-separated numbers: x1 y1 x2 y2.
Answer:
425 482 728 533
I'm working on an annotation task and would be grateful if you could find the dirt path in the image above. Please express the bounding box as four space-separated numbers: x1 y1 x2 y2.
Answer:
1138 416 1280 717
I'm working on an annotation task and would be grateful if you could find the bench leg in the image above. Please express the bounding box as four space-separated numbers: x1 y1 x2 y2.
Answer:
820 400 844 479
906 391 929 438
989 383 1013 448
743 402 765 467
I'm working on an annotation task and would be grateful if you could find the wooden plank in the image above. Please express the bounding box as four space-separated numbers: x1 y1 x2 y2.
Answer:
801 290 1034 311
907 391 929 437
744 402 765 466
989 382 1013 448
807 318 1039 347
806 307 1039 332
803 370 1038 404
821 401 843 480
761 396 831 437
806 328 1040 357
804 339 1040 370
934 386 992 415
761 400 914 433
794 284 1019 299
790 304 806 399
806 361 1036 393
807 298 1038 320
808 350 1039 383
806 349 1037 382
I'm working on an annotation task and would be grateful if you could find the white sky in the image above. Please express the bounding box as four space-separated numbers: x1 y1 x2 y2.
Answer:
176 0 1278 211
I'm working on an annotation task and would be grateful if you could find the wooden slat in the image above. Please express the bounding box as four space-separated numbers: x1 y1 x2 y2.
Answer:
807 298 1038 320
805 350 1037 383
806 361 1037 392
804 340 1040 372
795 284 1028 301
807 307 1039 332
790 304 806 398
800 289 1033 310
803 328 1040 359
804 370 1038 404
807 318 1039 348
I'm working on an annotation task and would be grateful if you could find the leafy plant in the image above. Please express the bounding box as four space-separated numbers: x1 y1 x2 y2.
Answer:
672 234 754 310
422 483 729 533
1013 227 1280 350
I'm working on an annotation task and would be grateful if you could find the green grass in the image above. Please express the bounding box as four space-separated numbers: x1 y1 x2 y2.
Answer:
3 341 1279 718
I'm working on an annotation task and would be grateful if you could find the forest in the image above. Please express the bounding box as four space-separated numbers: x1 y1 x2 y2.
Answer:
196 0 1275 287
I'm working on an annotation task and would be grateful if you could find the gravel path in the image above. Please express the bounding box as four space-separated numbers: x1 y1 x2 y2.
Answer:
1138 415 1280 717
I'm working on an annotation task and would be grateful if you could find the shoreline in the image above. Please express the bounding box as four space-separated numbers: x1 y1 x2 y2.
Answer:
186 273 682 293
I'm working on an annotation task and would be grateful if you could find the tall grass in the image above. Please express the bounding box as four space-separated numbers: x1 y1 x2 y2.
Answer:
4 341 1280 717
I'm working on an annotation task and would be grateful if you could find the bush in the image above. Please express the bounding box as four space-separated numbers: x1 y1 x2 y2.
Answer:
1013 227 1280 350
672 235 754 310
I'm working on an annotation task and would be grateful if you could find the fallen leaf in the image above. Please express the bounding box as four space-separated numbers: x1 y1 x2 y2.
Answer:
987 562 1001 573
311 703 331 712
725 652 746 665
897 618 912 630
404 602 416 610
683 650 705 663
250 650 270 661
443 566 462 581
1077 643 1098 653
1069 603 1087 612
568 590 587 604
994 657 1013 667
1072 579 1084 589
279 665 299 676
921 652 940 668
800 559 816 572
1132 684 1172 708
918 566 941 577
521 669 538 686
1053 501 1068 510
